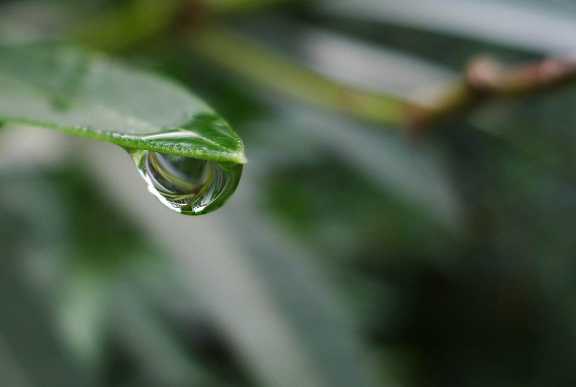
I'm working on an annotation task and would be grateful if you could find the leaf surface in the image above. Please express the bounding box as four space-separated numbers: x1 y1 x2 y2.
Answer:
0 44 246 164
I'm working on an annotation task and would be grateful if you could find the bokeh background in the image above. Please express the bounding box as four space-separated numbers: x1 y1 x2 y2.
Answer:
2 1 576 386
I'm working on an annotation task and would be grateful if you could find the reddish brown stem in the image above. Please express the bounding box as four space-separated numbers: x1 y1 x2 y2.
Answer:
410 57 576 132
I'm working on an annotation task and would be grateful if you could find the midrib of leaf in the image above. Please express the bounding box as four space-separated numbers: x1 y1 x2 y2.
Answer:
0 114 245 164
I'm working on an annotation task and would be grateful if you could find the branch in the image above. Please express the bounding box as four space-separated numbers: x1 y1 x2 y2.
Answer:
189 27 576 134
201 0 298 14
189 27 410 126
75 0 576 133
410 57 576 131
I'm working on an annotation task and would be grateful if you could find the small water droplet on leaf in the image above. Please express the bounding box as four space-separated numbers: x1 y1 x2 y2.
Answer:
128 149 242 215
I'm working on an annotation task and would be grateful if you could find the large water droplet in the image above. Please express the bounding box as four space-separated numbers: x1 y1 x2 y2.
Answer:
129 149 243 215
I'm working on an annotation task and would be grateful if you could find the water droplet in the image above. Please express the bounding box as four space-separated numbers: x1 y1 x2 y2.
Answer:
128 149 243 215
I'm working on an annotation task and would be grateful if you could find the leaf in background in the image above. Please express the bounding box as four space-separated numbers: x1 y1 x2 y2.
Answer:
86 143 391 387
233 17 456 105
315 0 576 55
0 1 80 44
0 169 96 387
0 44 246 164
0 264 96 387
474 86 576 170
251 108 463 230
0 160 242 387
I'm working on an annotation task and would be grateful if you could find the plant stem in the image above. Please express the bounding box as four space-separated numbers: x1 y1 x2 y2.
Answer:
411 56 576 130
76 1 576 132
189 26 411 127
190 27 576 133
202 0 298 13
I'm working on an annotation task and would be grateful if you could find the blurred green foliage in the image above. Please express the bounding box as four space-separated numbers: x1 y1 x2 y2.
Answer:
2 1 576 387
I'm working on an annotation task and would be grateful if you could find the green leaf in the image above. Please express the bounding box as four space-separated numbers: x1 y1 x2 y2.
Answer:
88 145 386 387
0 44 246 164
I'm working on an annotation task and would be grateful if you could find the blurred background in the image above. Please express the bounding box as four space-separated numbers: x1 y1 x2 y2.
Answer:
2 0 576 386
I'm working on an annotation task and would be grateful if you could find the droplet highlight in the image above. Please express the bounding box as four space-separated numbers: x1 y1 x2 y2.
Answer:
129 149 243 215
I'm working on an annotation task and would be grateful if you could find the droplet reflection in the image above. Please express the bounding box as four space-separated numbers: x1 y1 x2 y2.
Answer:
129 149 242 215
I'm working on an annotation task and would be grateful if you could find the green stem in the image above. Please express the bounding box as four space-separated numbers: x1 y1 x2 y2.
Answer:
204 0 298 13
190 26 410 127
